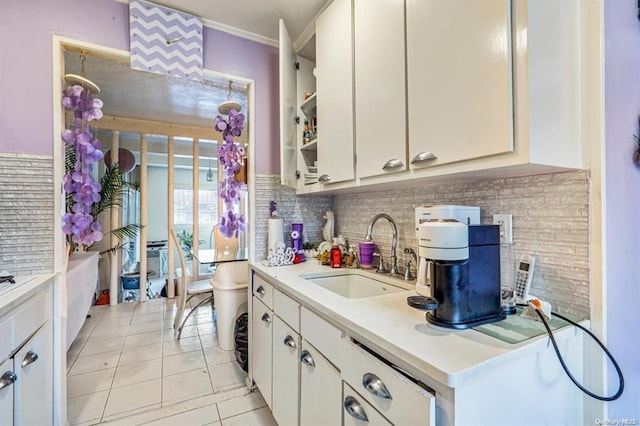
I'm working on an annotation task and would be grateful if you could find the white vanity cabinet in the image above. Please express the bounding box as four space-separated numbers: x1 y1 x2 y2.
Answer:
354 0 407 179
299 340 342 425
272 317 300 426
251 277 274 409
0 275 56 426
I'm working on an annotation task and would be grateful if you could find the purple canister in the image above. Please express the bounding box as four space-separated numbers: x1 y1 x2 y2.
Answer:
291 223 306 261
359 242 375 269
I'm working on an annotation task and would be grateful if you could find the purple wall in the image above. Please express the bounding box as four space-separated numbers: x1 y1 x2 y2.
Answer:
0 0 280 174
604 0 640 415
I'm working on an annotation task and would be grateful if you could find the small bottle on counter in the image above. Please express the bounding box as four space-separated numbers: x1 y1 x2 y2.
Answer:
331 238 342 268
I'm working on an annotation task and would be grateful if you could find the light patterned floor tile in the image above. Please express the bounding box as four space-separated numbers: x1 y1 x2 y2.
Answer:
67 368 116 398
209 361 247 393
163 335 202 357
123 330 164 349
162 369 213 404
205 347 236 367
127 321 164 336
140 403 220 426
104 378 162 417
217 391 266 420
163 350 207 376
130 312 163 325
79 335 125 357
67 390 109 425
119 342 163 366
112 358 163 388
164 324 198 340
220 407 277 426
68 350 121 376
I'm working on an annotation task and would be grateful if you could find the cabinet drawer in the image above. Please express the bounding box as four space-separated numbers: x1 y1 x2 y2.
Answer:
343 382 392 426
342 340 435 426
300 307 344 371
14 289 50 349
252 274 274 309
273 289 300 333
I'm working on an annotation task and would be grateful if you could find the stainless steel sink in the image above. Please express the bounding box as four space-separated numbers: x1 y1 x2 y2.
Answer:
301 271 410 298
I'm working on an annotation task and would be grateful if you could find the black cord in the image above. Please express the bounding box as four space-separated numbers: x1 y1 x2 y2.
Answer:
533 307 624 401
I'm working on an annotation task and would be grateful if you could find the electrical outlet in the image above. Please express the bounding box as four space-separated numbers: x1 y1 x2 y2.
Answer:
492 214 513 244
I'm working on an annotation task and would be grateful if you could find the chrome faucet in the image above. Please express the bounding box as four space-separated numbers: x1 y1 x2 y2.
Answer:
364 213 400 276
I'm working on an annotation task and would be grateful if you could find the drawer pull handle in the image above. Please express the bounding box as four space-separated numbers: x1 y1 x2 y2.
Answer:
363 373 392 400
0 371 17 390
22 351 39 368
382 159 404 171
261 313 271 324
344 396 369 422
256 286 265 295
318 174 331 183
300 350 316 368
283 335 297 349
410 151 438 165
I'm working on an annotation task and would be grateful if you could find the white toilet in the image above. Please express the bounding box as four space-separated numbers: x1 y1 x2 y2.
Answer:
211 261 249 351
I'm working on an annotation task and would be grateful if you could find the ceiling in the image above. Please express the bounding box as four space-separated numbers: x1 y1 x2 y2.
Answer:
65 50 248 128
113 0 328 47
63 0 326 129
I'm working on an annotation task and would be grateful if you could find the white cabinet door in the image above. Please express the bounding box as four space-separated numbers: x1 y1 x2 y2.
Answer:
343 383 392 426
406 0 513 169
279 19 298 189
315 0 355 184
14 321 53 426
354 0 406 179
300 340 342 426
251 297 273 408
272 316 300 426
0 357 14 425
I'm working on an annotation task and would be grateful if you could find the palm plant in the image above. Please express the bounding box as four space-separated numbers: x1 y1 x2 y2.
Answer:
65 146 141 257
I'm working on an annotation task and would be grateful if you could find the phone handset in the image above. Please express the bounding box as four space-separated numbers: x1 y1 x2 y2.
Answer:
515 254 536 304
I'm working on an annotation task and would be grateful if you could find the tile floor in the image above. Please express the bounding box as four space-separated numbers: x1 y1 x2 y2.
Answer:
67 297 276 425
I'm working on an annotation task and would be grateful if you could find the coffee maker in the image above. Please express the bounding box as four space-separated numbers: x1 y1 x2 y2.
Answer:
408 219 505 329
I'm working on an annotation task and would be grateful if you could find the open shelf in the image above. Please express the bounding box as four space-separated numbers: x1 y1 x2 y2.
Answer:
301 139 318 152
300 92 317 117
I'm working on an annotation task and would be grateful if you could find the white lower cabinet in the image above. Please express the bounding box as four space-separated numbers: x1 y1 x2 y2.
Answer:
272 316 300 426
251 297 273 408
299 340 342 426
0 357 14 424
14 322 53 425
343 382 391 426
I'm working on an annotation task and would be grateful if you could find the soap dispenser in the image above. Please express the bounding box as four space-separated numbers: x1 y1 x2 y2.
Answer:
330 238 342 268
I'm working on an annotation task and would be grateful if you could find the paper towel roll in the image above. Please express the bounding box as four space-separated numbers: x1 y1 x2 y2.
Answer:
267 218 284 254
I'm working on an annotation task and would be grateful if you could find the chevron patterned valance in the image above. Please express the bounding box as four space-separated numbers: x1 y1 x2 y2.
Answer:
129 0 203 80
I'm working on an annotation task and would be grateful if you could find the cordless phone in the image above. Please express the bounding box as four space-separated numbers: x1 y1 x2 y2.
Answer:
515 254 535 304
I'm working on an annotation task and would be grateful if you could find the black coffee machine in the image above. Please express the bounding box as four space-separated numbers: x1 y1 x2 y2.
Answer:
408 219 505 329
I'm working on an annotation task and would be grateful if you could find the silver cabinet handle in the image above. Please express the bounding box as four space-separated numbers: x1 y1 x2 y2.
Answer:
283 335 297 349
382 159 404 171
261 313 271 323
0 371 17 390
256 286 265 295
344 396 369 422
410 151 438 164
362 373 392 400
317 174 331 183
21 350 39 368
300 350 316 368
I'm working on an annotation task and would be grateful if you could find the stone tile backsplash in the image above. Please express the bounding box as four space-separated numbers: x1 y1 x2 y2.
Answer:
254 175 332 261
0 153 55 275
332 170 590 318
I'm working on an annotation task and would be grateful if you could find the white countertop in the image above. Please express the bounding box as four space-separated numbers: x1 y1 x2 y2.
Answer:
0 274 56 312
250 261 583 388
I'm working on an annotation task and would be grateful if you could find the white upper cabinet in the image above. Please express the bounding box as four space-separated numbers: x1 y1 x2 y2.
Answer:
406 0 514 170
354 0 407 179
279 19 298 189
315 0 355 184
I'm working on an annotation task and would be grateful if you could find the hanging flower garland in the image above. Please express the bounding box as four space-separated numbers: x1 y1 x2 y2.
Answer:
61 85 105 246
215 109 247 238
